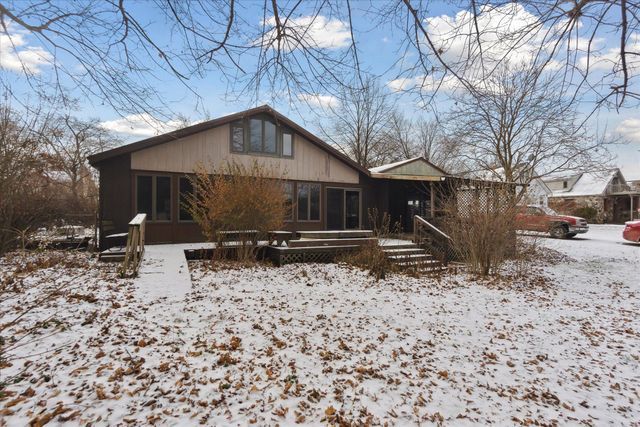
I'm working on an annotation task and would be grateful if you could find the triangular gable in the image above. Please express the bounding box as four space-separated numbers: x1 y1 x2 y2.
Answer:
369 157 447 178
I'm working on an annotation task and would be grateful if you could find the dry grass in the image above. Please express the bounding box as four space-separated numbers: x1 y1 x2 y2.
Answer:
339 209 401 280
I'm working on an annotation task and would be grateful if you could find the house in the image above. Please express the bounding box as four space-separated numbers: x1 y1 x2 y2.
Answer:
88 105 452 248
544 169 640 223
524 178 552 207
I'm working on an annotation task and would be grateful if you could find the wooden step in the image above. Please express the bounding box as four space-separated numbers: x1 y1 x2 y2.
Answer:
388 253 433 263
382 247 423 256
380 243 419 250
288 237 378 248
297 230 374 239
99 253 125 262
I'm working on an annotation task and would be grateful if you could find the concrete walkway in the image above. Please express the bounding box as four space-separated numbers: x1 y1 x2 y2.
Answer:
134 243 214 300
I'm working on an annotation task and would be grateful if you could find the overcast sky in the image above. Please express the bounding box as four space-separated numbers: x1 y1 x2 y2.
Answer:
1 1 639 179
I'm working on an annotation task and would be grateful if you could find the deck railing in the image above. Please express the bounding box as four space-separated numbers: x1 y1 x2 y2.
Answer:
413 215 455 265
119 213 146 277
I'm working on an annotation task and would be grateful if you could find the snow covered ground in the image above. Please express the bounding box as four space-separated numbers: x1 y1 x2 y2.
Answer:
1 225 638 425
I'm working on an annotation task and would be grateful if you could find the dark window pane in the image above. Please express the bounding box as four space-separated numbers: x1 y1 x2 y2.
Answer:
231 123 244 152
345 190 360 229
284 182 294 220
297 184 309 221
283 132 293 156
136 176 152 218
264 120 276 153
309 184 320 221
326 188 344 230
179 177 193 221
156 176 171 221
250 118 262 152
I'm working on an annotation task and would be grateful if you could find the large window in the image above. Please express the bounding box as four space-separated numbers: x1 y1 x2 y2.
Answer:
136 175 172 221
297 183 320 221
230 115 294 157
284 181 294 221
179 177 194 221
249 117 277 154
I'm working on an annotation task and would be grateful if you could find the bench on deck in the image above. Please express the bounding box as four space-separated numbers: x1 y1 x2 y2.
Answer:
268 231 292 247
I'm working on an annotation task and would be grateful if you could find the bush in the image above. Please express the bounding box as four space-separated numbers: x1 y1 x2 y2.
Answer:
441 184 518 276
339 209 400 280
572 206 598 222
186 160 288 262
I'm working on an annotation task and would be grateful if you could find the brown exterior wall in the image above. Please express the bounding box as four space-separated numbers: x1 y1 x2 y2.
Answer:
97 153 132 248
123 169 371 245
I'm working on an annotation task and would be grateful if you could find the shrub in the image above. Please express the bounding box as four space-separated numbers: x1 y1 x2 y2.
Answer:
441 183 518 276
185 160 288 262
572 206 598 222
339 209 401 280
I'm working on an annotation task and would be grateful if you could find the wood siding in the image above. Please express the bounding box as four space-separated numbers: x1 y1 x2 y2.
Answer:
130 124 359 184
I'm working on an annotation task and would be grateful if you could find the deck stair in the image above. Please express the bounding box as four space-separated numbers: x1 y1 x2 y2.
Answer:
270 230 376 265
382 243 447 274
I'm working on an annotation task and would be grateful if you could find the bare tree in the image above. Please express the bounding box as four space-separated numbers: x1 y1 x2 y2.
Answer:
1 1 637 123
415 118 466 173
0 99 56 253
319 78 395 168
383 111 417 161
445 63 617 186
45 115 118 212
386 1 640 110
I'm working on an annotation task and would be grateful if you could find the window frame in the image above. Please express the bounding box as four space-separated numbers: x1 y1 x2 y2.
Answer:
282 130 294 158
297 182 321 222
178 175 196 223
134 173 173 223
230 120 245 153
229 115 295 159
326 186 362 229
283 181 294 222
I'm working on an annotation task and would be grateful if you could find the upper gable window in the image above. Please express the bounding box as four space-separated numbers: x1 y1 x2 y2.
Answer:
230 115 293 158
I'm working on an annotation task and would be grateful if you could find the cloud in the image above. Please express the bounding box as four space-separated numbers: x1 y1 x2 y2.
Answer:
263 15 351 50
387 3 592 93
0 30 52 74
100 114 188 137
578 33 640 75
297 93 340 108
387 75 459 93
616 118 640 143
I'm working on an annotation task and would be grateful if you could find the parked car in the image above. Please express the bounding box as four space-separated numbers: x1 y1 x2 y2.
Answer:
515 205 589 238
623 220 640 243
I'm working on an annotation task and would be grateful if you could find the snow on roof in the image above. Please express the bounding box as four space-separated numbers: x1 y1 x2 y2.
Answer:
369 157 423 173
549 169 619 197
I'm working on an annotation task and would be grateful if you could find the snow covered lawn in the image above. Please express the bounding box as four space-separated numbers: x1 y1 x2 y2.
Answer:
1 225 638 425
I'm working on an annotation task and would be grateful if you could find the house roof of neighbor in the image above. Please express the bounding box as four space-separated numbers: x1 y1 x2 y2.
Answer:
87 105 370 175
547 169 622 197
369 156 448 178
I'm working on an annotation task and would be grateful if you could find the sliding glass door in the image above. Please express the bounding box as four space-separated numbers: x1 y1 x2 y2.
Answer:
326 188 361 230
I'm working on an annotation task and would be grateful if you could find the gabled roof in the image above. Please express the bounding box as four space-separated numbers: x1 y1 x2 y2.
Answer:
369 156 448 177
88 105 370 175
547 169 621 197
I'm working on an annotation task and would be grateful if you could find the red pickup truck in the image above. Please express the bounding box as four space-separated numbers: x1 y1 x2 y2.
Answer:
516 205 589 239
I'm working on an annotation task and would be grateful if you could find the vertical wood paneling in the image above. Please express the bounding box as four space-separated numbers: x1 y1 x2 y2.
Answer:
130 124 359 184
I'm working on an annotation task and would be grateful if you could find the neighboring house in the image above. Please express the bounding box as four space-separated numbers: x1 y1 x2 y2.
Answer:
525 178 552 207
464 164 551 206
544 169 640 223
88 106 452 247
